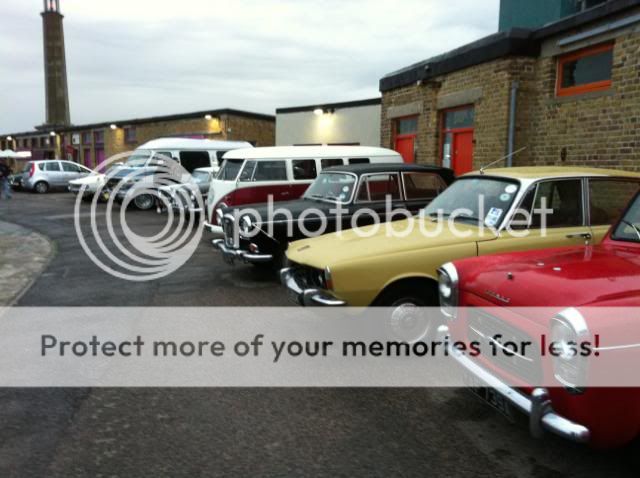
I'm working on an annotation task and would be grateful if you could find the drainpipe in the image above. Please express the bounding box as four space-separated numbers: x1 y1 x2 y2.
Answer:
507 81 519 168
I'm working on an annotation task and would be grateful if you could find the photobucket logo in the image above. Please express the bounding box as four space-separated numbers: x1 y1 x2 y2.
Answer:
73 152 203 281
225 195 554 244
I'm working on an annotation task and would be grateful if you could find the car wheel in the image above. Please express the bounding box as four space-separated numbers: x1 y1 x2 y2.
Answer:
134 194 155 210
34 181 49 194
375 285 437 343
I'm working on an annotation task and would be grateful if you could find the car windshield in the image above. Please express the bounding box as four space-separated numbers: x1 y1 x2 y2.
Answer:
192 170 210 183
125 152 151 167
423 177 520 227
612 194 640 243
303 172 357 204
217 159 244 180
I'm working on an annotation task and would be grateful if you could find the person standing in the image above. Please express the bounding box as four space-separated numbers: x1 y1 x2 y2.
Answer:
0 159 13 200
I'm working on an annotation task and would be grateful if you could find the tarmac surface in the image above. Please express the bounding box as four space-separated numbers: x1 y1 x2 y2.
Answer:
0 191 639 477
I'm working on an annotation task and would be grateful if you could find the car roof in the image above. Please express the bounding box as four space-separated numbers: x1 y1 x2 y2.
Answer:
223 146 402 160
464 166 640 180
137 138 253 151
323 163 454 175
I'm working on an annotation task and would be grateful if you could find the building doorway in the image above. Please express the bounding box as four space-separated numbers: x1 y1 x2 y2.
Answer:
394 116 418 163
441 106 474 175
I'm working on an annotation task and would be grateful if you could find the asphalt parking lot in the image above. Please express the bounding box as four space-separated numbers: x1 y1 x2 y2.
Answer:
1 191 639 477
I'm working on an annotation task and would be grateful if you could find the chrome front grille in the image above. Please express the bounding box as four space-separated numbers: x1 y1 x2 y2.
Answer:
467 310 542 384
222 216 235 247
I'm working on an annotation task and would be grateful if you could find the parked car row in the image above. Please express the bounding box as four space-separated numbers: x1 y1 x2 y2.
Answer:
208 164 640 449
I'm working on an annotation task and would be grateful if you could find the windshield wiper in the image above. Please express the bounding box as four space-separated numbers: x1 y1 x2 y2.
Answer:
427 211 451 220
621 220 640 240
310 194 339 202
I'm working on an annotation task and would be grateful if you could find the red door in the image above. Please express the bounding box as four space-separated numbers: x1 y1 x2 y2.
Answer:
95 148 105 171
395 136 415 164
83 148 92 168
452 131 474 175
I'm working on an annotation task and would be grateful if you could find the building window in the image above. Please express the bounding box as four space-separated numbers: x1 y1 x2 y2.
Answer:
556 43 614 97
0 140 5 150
124 126 137 143
31 137 38 148
82 132 91 144
93 130 104 144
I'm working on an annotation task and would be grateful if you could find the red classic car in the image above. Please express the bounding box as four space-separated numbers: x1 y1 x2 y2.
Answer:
437 190 640 449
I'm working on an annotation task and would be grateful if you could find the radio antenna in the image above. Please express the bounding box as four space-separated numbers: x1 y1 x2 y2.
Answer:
480 146 527 175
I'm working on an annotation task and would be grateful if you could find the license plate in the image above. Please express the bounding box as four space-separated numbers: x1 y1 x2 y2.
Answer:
463 371 514 422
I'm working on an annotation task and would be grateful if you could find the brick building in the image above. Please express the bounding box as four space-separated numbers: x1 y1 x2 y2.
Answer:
0 109 275 169
380 0 640 174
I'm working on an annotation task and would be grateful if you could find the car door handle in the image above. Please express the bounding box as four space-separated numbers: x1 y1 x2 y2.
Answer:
566 232 592 241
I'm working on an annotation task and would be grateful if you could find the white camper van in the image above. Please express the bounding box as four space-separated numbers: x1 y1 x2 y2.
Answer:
205 145 403 234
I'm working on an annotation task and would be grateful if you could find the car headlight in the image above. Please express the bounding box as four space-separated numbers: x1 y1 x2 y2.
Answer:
551 308 589 394
437 263 459 319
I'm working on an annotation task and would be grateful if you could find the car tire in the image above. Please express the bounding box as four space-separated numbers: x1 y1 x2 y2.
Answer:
134 194 155 211
34 181 49 194
375 284 438 343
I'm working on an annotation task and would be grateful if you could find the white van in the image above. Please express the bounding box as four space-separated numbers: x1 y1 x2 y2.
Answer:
205 145 403 234
124 138 253 174
107 138 253 210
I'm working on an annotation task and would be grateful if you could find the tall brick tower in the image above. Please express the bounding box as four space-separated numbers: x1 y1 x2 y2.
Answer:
41 0 71 129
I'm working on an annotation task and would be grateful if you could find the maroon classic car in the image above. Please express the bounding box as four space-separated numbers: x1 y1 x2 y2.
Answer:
437 191 640 449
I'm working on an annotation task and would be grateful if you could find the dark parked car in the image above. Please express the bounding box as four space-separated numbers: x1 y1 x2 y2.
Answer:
213 163 455 268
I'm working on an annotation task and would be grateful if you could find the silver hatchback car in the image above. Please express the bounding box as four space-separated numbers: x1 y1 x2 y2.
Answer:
22 160 93 194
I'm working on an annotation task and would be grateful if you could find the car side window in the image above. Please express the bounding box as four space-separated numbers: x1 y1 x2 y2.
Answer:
44 162 61 172
531 179 583 228
179 151 210 173
356 174 401 202
62 162 80 172
403 172 446 200
349 158 370 165
239 161 256 182
253 161 287 181
321 158 344 169
589 179 639 225
292 159 317 180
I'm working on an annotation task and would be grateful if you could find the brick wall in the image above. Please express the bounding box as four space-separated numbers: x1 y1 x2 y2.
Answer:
381 22 640 172
381 58 516 169
222 113 276 147
519 31 640 171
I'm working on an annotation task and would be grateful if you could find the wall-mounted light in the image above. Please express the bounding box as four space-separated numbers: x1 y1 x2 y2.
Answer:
110 124 118 130
6 136 12 142
50 131 57 137
204 114 213 120
313 107 336 116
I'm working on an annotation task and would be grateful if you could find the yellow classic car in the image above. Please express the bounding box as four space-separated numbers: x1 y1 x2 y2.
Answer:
281 167 640 311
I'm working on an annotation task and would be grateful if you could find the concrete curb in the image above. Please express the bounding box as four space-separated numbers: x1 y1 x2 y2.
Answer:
0 220 55 307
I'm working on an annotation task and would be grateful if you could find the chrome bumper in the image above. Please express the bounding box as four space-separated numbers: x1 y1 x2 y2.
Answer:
212 239 273 264
279 267 346 307
439 325 590 444
204 222 223 235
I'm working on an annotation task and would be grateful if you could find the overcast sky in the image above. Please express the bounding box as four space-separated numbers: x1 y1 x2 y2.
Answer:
1 0 499 133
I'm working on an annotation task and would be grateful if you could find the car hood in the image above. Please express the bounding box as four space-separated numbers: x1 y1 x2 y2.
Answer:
287 218 497 269
460 243 640 309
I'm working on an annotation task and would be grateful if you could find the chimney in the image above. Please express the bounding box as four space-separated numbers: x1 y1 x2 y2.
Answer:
40 0 71 129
